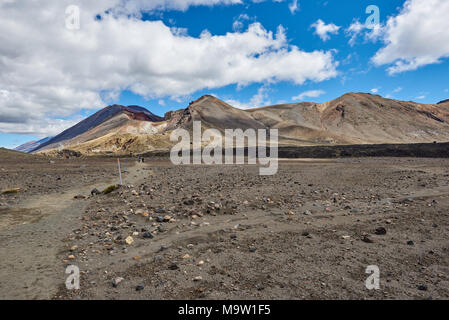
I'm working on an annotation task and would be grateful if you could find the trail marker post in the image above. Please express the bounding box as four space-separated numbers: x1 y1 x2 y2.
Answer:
117 158 123 185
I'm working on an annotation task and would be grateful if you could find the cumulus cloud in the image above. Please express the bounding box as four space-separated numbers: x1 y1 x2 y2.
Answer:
227 86 271 109
232 13 252 31
372 0 449 74
0 0 338 136
311 19 340 41
288 0 299 14
110 0 243 15
345 20 382 47
292 90 325 101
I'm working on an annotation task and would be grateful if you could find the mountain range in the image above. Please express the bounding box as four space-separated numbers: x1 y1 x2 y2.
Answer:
15 93 449 155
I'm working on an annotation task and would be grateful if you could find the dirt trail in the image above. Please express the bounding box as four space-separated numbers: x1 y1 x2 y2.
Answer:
0 161 143 299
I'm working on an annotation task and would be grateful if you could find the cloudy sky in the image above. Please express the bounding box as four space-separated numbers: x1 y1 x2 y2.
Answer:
1 0 449 148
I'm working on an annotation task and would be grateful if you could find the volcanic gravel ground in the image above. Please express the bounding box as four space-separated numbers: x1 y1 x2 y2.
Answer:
49 158 449 300
1 155 448 299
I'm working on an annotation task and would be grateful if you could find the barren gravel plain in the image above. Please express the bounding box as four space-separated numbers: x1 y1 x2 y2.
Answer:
1 151 448 300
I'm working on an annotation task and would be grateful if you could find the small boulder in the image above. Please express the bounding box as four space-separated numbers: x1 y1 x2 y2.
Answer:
143 231 154 239
91 188 101 196
375 227 387 235
112 277 124 288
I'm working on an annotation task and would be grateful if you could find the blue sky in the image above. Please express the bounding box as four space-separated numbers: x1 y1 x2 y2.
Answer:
1 0 449 149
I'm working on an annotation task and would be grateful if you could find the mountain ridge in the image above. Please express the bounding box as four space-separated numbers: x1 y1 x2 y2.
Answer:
32 105 163 152
22 92 449 155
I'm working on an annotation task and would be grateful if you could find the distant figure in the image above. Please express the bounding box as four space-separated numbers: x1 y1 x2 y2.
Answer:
137 156 141 163
142 157 145 163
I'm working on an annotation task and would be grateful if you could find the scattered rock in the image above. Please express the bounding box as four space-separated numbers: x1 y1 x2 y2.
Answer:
375 227 387 235
125 236 134 245
417 284 428 291
91 188 101 196
168 263 179 270
362 235 375 243
155 207 166 214
143 231 154 239
112 277 124 288
73 194 85 200
136 284 145 291
303 210 312 216
407 240 415 246
193 276 203 282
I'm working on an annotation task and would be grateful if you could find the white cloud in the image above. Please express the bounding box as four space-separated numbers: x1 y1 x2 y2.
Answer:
345 20 365 46
0 0 338 136
111 0 243 15
292 90 325 101
232 13 252 31
311 19 340 41
372 0 449 74
370 88 379 94
415 95 426 100
288 0 299 14
393 87 403 93
227 86 271 109
345 20 382 46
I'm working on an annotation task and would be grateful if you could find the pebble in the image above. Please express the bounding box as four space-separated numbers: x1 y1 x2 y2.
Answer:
362 235 375 243
417 285 428 291
168 263 179 270
375 227 387 235
91 188 101 196
112 277 124 288
193 276 203 281
125 236 134 245
136 284 145 291
143 231 154 239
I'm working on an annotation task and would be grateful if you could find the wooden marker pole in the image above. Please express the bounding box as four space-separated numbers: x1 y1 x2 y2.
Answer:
117 158 123 185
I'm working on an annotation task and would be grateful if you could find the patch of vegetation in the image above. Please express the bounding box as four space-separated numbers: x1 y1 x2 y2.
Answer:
103 185 118 194
2 188 21 194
